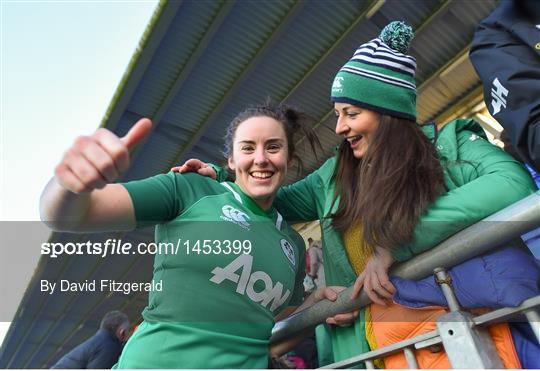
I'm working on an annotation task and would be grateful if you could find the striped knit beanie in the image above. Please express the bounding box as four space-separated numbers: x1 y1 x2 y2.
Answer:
331 21 417 121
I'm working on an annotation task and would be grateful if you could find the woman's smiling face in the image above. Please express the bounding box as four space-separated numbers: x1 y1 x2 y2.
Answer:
334 102 381 159
228 116 289 210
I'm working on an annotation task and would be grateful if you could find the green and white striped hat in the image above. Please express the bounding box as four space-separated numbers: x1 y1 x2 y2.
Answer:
331 21 417 121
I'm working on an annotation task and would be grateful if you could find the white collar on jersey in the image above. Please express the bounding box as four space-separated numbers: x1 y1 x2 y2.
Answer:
221 182 283 230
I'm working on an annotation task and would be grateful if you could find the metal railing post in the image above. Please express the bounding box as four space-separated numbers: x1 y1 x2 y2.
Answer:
433 268 460 312
524 309 540 344
436 311 504 368
433 268 503 368
403 347 418 369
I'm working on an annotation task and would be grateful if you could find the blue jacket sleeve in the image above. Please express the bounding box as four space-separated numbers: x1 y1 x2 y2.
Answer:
469 3 540 170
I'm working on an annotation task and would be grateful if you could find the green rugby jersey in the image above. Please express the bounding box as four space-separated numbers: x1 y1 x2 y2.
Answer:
116 172 305 369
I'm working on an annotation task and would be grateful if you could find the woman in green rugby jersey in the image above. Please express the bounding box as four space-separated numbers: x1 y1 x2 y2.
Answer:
40 103 333 368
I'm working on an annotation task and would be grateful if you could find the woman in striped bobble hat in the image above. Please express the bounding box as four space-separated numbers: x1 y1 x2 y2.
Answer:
324 21 536 368
175 21 538 368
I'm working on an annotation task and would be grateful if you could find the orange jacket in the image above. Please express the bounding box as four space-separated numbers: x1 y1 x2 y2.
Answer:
370 302 521 369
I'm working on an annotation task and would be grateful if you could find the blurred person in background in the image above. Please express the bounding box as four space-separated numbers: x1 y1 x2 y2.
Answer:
51 311 129 369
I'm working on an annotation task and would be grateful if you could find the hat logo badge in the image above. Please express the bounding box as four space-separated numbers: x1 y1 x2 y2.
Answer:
332 77 343 92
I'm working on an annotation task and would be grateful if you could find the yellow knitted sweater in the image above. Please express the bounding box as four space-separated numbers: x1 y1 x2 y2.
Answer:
343 226 384 368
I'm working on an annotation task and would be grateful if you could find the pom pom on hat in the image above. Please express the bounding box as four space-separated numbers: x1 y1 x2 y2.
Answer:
379 21 414 54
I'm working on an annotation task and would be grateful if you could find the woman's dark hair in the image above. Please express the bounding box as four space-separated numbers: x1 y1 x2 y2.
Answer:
332 115 445 250
223 100 321 173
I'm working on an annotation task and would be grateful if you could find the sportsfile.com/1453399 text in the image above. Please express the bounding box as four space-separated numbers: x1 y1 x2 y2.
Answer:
40 238 252 258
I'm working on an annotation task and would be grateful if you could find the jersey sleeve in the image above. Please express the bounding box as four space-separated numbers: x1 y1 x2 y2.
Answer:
287 229 306 307
211 163 233 182
274 158 336 222
122 172 199 228
393 131 537 261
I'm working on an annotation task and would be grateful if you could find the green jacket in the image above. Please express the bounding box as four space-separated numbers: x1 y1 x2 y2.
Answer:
218 119 537 364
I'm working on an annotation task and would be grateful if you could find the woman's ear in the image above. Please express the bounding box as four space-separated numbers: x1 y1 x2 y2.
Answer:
228 156 236 171
287 151 294 168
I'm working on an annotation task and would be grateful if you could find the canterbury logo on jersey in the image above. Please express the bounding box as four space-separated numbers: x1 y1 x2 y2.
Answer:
220 205 250 229
210 254 290 312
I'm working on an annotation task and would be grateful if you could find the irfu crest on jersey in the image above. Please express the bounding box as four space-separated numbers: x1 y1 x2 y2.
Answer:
280 239 295 267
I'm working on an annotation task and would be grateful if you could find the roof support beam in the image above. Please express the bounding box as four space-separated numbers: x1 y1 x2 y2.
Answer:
432 84 484 124
102 0 183 132
127 0 237 166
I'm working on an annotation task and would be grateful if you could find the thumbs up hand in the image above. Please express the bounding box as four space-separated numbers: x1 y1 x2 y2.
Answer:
55 118 152 194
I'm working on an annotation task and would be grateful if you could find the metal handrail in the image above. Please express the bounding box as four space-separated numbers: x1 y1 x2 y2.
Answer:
322 295 540 369
270 191 540 343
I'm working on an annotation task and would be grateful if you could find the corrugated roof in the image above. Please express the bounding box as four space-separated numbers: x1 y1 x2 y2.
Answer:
0 0 500 367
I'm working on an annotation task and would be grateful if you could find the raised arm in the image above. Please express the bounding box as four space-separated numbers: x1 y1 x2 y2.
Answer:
39 118 152 232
